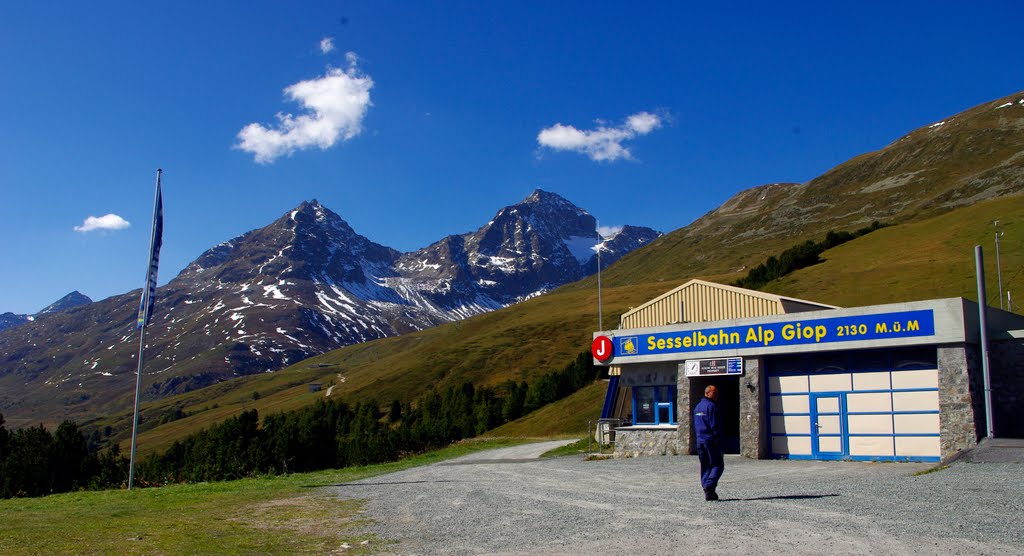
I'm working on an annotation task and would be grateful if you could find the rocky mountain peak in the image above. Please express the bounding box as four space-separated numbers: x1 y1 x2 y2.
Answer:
37 291 92 315
523 188 583 210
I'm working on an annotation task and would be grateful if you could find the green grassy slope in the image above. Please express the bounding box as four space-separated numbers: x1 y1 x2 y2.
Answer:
767 193 1024 306
484 381 608 438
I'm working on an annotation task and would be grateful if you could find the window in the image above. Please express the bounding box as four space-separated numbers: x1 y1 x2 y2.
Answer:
633 385 677 425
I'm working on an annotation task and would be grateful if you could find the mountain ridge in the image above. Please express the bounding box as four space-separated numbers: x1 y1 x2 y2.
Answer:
0 291 93 333
0 190 659 427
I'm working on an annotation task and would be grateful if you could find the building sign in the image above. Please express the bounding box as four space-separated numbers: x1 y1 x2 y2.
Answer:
684 357 743 377
592 336 614 362
608 309 935 360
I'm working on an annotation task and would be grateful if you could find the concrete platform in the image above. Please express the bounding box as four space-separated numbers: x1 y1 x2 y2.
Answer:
950 437 1024 464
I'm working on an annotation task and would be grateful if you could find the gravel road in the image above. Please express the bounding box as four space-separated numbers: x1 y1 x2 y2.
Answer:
331 444 1024 555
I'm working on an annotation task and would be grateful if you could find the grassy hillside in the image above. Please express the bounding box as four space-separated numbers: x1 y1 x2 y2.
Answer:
767 193 1024 305
484 381 608 438
115 192 1023 455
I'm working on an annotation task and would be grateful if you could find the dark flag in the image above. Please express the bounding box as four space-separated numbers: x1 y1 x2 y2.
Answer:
137 170 163 329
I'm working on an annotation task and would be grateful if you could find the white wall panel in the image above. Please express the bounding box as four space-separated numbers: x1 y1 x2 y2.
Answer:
893 391 940 412
891 369 938 389
848 415 894 435
895 436 941 457
770 395 809 414
852 371 891 391
772 436 811 455
769 375 808 394
894 414 940 435
850 436 895 457
847 392 893 413
810 373 852 392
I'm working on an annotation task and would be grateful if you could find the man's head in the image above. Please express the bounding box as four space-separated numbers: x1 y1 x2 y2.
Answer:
704 385 719 401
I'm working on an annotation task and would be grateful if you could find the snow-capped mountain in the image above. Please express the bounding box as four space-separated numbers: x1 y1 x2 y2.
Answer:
392 189 659 315
0 190 658 426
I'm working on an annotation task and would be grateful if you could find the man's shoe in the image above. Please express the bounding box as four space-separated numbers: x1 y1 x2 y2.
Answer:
703 487 714 501
709 488 719 501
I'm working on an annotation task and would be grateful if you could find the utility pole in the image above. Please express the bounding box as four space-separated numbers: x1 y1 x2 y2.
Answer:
975 245 995 439
994 221 1004 310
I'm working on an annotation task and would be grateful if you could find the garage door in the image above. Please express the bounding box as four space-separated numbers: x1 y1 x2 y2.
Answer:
766 347 940 462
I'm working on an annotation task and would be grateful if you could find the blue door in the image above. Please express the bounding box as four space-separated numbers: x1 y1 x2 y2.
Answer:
811 393 846 459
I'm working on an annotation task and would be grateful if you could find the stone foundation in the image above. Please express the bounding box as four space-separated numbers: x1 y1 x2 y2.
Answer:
614 428 684 457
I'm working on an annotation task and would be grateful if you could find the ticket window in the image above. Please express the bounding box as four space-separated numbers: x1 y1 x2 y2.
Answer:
633 385 677 425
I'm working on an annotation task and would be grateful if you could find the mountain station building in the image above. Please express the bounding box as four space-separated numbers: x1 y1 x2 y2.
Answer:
592 280 1024 462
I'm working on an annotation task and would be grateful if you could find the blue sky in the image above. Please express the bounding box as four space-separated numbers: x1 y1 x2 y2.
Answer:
1 1 1021 314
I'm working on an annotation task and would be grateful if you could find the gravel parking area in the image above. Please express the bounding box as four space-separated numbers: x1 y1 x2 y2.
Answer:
331 445 1024 555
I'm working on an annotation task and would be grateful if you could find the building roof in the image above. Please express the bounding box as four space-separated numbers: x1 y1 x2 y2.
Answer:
619 279 838 329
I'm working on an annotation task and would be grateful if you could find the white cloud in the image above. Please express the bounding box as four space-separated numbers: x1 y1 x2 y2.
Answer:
74 214 130 233
597 225 623 239
627 112 660 134
537 111 663 162
235 53 373 164
319 37 335 54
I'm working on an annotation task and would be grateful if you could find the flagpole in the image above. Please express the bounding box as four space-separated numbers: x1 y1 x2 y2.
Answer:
129 168 163 490
596 220 603 331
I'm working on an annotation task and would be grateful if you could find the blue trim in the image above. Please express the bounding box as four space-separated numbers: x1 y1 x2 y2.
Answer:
631 384 677 426
847 410 939 416
600 375 619 419
849 433 941 437
770 387 938 396
810 392 846 458
848 387 938 394
776 454 940 463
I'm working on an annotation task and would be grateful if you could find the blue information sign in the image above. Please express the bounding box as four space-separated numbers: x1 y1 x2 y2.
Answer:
612 309 935 360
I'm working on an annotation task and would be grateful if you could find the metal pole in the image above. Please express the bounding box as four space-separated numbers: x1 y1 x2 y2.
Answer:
129 169 162 490
994 224 1004 310
128 324 148 489
974 245 995 439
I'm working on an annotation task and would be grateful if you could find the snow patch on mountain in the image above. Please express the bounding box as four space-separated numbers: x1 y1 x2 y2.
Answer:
564 235 599 264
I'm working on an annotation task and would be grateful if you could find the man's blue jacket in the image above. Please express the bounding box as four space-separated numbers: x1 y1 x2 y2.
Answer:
693 397 720 444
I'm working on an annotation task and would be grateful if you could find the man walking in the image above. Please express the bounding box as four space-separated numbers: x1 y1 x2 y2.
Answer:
693 384 724 501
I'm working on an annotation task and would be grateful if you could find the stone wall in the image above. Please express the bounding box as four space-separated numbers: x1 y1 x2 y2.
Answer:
737 357 766 459
938 344 983 457
676 369 694 454
614 428 685 457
